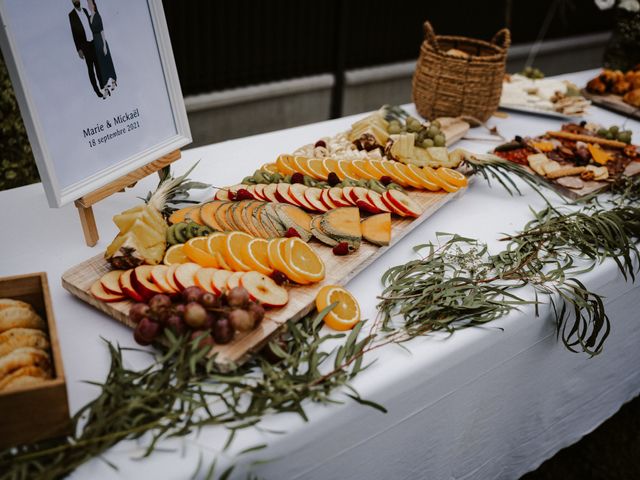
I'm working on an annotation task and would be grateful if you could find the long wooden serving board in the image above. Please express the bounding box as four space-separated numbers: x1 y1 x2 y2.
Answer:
62 188 466 369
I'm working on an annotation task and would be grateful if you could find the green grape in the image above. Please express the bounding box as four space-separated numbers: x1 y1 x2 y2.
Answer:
605 131 614 140
431 120 441 128
422 138 435 148
597 128 608 137
618 131 632 144
434 134 446 147
609 125 619 134
388 123 402 134
428 125 440 137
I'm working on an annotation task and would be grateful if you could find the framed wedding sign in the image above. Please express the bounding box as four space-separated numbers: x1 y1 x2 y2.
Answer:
0 0 191 207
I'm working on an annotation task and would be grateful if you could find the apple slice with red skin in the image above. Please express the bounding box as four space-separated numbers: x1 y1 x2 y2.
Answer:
91 280 126 303
340 187 359 206
304 187 328 212
133 265 164 300
214 189 228 201
380 192 407 217
275 183 298 205
252 184 268 201
383 190 422 217
319 189 338 210
174 262 201 290
349 187 381 213
240 271 288 307
150 265 179 295
242 185 258 200
366 190 392 213
327 187 352 207
100 270 124 295
194 267 217 293
226 271 245 290
211 269 233 295
165 264 181 292
262 184 279 203
119 269 145 302
288 184 316 211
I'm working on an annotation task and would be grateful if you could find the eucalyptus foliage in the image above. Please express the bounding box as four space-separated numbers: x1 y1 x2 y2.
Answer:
378 204 640 356
0 309 376 480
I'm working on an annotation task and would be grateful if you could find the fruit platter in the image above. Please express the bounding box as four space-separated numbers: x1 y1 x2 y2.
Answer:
583 66 640 120
62 106 473 369
500 70 590 118
493 121 639 197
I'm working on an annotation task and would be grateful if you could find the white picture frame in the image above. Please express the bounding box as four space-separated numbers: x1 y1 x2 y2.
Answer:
0 0 191 207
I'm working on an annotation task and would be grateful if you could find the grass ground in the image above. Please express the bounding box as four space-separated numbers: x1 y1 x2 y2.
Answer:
521 395 640 480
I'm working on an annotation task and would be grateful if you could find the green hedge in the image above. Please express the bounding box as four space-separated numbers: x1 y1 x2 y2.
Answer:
0 53 38 191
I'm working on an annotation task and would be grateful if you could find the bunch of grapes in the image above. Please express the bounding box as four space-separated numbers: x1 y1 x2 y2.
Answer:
129 286 265 348
387 116 446 148
596 125 633 144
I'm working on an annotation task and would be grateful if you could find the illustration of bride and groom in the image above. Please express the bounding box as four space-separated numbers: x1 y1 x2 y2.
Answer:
68 0 117 99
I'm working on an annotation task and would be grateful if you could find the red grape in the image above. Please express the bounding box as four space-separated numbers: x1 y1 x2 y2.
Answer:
166 314 187 336
148 294 172 314
173 303 186 317
226 287 249 308
182 286 205 304
247 303 265 327
134 317 161 345
129 303 150 324
213 317 235 344
229 309 254 332
201 292 219 309
184 302 207 328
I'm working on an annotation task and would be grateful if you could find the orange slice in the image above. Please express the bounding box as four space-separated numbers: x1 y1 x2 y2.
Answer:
245 238 274 276
363 160 386 180
420 166 460 193
322 158 340 177
335 160 358 180
267 238 308 284
163 244 190 265
351 160 377 180
404 164 442 191
315 285 361 331
379 161 408 186
224 231 254 272
392 163 426 189
283 238 325 283
183 236 220 268
435 167 468 188
276 154 296 175
262 162 279 174
307 158 330 180
292 156 318 179
168 206 195 225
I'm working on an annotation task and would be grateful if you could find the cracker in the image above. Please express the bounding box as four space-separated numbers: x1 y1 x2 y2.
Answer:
0 299 33 311
546 166 587 179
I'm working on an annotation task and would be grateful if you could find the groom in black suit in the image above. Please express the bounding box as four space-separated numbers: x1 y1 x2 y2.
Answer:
68 0 103 98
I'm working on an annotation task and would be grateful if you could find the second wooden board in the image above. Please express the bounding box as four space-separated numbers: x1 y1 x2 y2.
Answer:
62 188 466 370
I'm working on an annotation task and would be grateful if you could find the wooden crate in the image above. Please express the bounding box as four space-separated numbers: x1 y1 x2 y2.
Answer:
0 273 71 449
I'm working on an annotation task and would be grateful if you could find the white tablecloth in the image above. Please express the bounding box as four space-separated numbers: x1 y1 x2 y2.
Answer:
1 70 638 480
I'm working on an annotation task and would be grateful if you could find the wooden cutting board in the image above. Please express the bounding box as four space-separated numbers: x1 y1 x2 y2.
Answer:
581 89 640 120
62 188 466 370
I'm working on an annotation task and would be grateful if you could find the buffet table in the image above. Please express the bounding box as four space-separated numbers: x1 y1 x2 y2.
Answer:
1 70 639 479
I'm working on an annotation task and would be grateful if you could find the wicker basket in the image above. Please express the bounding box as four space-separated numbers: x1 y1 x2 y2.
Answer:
412 22 511 122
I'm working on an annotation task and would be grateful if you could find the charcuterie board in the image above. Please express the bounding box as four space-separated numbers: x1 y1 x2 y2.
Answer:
62 187 466 370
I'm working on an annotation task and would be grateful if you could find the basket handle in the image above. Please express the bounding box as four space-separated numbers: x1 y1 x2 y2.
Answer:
422 21 441 52
491 28 511 50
